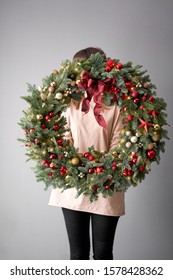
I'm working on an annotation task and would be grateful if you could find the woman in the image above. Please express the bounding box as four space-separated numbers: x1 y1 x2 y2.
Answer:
49 47 125 260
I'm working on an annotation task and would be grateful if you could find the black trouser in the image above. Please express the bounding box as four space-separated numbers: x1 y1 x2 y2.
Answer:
62 208 119 260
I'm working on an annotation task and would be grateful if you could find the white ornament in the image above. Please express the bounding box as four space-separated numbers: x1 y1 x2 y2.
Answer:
55 92 63 100
130 136 138 143
125 131 132 136
126 142 132 148
135 131 141 137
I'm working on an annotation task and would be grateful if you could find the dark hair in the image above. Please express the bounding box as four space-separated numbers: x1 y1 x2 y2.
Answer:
73 47 106 61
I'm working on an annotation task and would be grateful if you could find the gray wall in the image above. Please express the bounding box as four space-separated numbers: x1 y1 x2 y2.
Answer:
0 0 173 260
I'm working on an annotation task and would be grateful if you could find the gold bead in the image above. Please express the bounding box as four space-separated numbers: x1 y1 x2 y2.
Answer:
36 114 43 120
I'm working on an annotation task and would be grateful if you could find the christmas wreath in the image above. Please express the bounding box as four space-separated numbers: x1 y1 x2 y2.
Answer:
18 53 168 201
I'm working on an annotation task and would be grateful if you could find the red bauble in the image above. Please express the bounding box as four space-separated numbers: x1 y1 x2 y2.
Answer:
140 105 145 110
106 59 115 68
128 170 134 176
132 157 137 164
95 166 104 173
50 163 56 170
45 115 51 121
147 149 156 159
42 159 49 167
112 166 117 171
50 154 57 159
142 96 147 101
53 125 60 131
121 94 128 100
84 152 90 158
88 168 94 174
116 63 123 70
131 91 139 98
41 124 46 129
29 128 35 133
139 166 145 172
148 96 154 102
57 139 63 146
105 185 111 189
133 98 140 104
49 112 54 117
49 172 53 177
92 185 99 191
125 81 132 89
88 155 95 161
123 168 128 176
60 166 67 175
127 115 134 121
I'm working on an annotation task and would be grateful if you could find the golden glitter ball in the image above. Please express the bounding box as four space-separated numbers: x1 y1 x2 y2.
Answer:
143 82 149 88
120 138 126 143
112 151 118 157
154 124 160 131
71 157 80 165
152 134 159 142
36 114 43 120
52 69 59 75
147 143 154 150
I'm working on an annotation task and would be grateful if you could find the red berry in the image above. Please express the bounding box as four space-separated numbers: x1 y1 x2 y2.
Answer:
140 105 145 110
112 161 117 166
49 172 53 177
24 130 28 135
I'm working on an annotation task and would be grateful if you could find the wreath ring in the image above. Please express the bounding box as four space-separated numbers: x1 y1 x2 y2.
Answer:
18 53 168 201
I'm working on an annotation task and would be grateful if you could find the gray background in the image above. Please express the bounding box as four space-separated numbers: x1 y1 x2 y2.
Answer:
0 0 173 260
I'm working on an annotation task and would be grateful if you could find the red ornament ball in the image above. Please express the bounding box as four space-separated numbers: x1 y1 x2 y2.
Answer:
147 149 156 159
116 63 123 70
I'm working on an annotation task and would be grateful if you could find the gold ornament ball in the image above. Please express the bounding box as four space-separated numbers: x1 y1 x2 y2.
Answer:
71 157 80 165
143 82 149 88
36 114 43 120
120 129 125 134
154 124 160 131
112 151 118 157
52 69 59 75
147 143 154 150
152 134 159 142
48 86 55 93
65 175 71 181
120 138 126 143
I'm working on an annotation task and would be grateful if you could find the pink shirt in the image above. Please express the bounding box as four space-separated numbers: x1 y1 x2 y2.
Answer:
48 99 125 216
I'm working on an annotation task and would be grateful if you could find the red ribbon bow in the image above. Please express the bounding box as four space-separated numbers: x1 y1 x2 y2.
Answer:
78 71 114 128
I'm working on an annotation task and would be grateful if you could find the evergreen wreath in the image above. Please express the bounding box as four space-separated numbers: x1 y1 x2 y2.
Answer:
18 53 169 201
